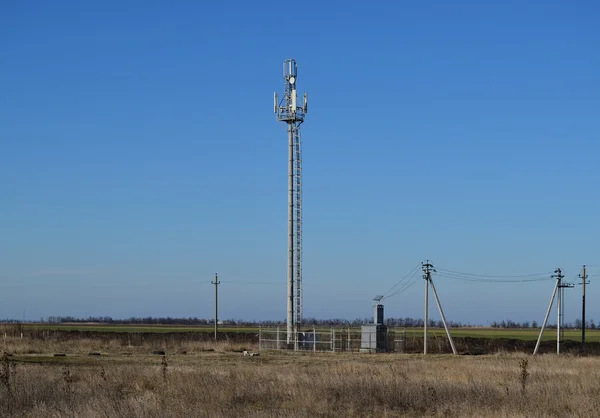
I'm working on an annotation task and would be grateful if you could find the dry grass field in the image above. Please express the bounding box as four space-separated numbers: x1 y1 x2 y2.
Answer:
2 336 600 417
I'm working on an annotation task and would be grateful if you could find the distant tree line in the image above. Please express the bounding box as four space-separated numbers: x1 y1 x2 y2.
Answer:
489 319 597 330
42 316 215 325
37 316 465 327
302 317 468 328
17 316 592 329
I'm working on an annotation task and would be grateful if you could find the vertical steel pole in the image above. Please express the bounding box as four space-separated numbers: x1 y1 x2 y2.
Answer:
561 286 564 350
582 265 587 347
211 273 219 340
215 275 218 340
557 281 561 354
287 123 294 345
424 278 429 355
533 279 559 355
429 277 457 355
313 328 316 352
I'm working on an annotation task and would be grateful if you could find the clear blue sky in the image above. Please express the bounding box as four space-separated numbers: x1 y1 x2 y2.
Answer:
1 1 599 325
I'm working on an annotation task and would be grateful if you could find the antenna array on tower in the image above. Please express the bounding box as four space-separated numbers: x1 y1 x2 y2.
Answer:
274 59 308 345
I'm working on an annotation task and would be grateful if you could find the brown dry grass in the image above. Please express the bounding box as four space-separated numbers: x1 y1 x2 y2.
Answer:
1 335 253 355
1 337 600 417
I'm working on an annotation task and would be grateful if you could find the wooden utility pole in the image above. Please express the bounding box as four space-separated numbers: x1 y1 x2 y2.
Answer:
211 273 220 340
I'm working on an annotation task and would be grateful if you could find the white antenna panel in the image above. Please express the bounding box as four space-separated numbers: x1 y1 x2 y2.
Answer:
303 92 308 113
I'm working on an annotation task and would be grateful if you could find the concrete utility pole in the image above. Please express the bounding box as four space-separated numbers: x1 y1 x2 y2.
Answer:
211 273 220 340
556 268 564 354
533 268 574 355
556 269 574 354
422 261 457 355
580 265 589 347
533 270 560 355
429 276 458 355
423 261 431 355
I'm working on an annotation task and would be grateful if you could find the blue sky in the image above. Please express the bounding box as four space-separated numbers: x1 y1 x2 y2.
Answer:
1 1 599 325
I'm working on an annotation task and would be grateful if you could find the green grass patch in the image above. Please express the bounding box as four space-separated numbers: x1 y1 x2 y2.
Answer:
17 324 600 342
399 327 600 342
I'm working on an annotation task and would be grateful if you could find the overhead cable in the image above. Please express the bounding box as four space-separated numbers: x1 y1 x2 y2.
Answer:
382 262 422 297
384 269 422 299
435 267 553 279
435 271 553 283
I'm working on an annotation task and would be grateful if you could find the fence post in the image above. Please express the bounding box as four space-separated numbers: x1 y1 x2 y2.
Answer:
330 328 333 352
332 329 336 352
294 329 298 352
346 328 350 352
313 328 316 352
259 326 262 350
386 327 389 353
276 326 280 350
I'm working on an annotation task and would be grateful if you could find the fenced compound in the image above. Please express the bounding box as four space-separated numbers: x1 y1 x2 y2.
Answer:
258 327 406 353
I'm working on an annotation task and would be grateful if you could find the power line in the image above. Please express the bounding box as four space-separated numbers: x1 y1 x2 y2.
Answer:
384 269 422 300
382 262 422 297
384 279 419 300
220 281 287 285
435 267 553 279
435 272 553 283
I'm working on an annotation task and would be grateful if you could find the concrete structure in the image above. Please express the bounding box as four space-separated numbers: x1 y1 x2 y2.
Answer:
361 297 388 353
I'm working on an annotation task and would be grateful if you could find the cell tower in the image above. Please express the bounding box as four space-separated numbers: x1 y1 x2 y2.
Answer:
274 59 308 345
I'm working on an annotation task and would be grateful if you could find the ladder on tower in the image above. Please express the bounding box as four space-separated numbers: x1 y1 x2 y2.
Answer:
293 125 303 327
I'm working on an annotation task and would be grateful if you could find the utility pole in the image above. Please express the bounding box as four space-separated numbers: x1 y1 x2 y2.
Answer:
556 268 574 354
429 275 458 355
555 268 564 354
534 269 559 355
211 273 220 340
422 261 457 355
423 261 431 355
535 268 576 355
580 265 589 348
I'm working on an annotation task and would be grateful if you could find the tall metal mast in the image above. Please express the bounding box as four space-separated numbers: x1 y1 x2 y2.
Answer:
274 59 308 345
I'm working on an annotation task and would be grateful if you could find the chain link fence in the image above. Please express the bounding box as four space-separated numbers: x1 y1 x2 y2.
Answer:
258 327 406 353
